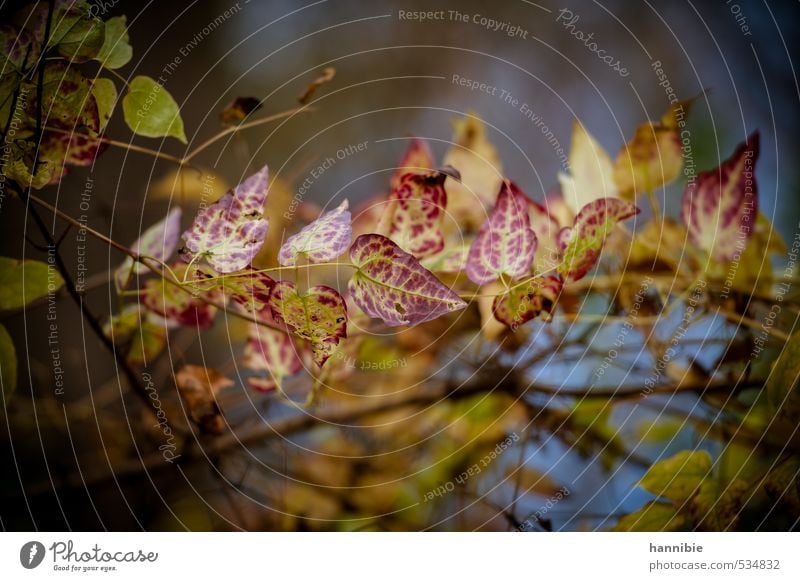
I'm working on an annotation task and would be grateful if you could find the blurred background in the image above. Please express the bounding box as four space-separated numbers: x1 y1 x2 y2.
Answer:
1 0 799 531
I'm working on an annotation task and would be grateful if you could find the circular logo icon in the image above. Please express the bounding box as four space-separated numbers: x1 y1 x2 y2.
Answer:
19 541 46 569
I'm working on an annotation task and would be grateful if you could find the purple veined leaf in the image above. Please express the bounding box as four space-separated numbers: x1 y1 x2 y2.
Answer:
268 281 347 367
180 165 270 273
244 323 303 392
681 133 759 261
116 207 182 289
558 198 640 283
492 275 563 328
466 181 538 285
277 199 352 266
384 171 448 258
391 138 436 190
141 262 220 329
348 233 467 327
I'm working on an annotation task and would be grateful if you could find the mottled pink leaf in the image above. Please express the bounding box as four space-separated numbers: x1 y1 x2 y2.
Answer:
180 165 269 273
116 207 182 288
392 138 436 189
348 234 467 327
559 198 640 283
681 133 759 261
141 262 220 329
385 171 448 258
492 275 562 328
277 199 351 266
466 181 537 284
268 281 347 367
244 323 303 392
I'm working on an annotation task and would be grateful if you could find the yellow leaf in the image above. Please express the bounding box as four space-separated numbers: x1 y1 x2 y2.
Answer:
558 121 617 214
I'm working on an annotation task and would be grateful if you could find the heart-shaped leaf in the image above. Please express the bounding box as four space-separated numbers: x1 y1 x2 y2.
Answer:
391 138 436 189
466 181 537 284
116 207 182 289
384 171 448 258
268 281 347 367
681 133 759 261
492 275 562 328
443 114 503 214
558 122 618 214
94 15 132 70
278 199 351 266
122 75 186 143
141 262 219 329
558 198 640 283
244 323 303 392
348 233 467 327
181 165 270 273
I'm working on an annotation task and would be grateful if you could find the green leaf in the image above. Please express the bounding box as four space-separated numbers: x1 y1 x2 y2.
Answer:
0 324 17 400
92 77 117 131
766 331 800 422
49 8 105 62
613 501 688 532
0 257 63 310
94 16 132 69
122 76 186 143
639 450 712 503
268 281 347 367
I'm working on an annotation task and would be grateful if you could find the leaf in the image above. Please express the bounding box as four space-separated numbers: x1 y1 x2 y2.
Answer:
639 450 713 502
268 281 347 367
384 171 448 258
492 275 562 328
613 501 688 532
90 77 117 131
558 122 618 214
115 207 182 289
0 257 63 310
691 477 749 531
219 96 261 125
681 133 759 261
614 102 689 198
466 181 537 284
348 234 467 327
49 5 105 62
442 113 503 222
94 15 132 69
244 323 303 392
278 199 352 266
0 25 34 74
103 305 167 366
210 267 275 313
141 262 219 328
0 323 17 400
176 365 233 435
39 130 107 169
766 331 800 422
391 138 436 189
122 75 186 143
298 66 335 104
180 165 270 273
558 198 640 283
39 61 100 132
